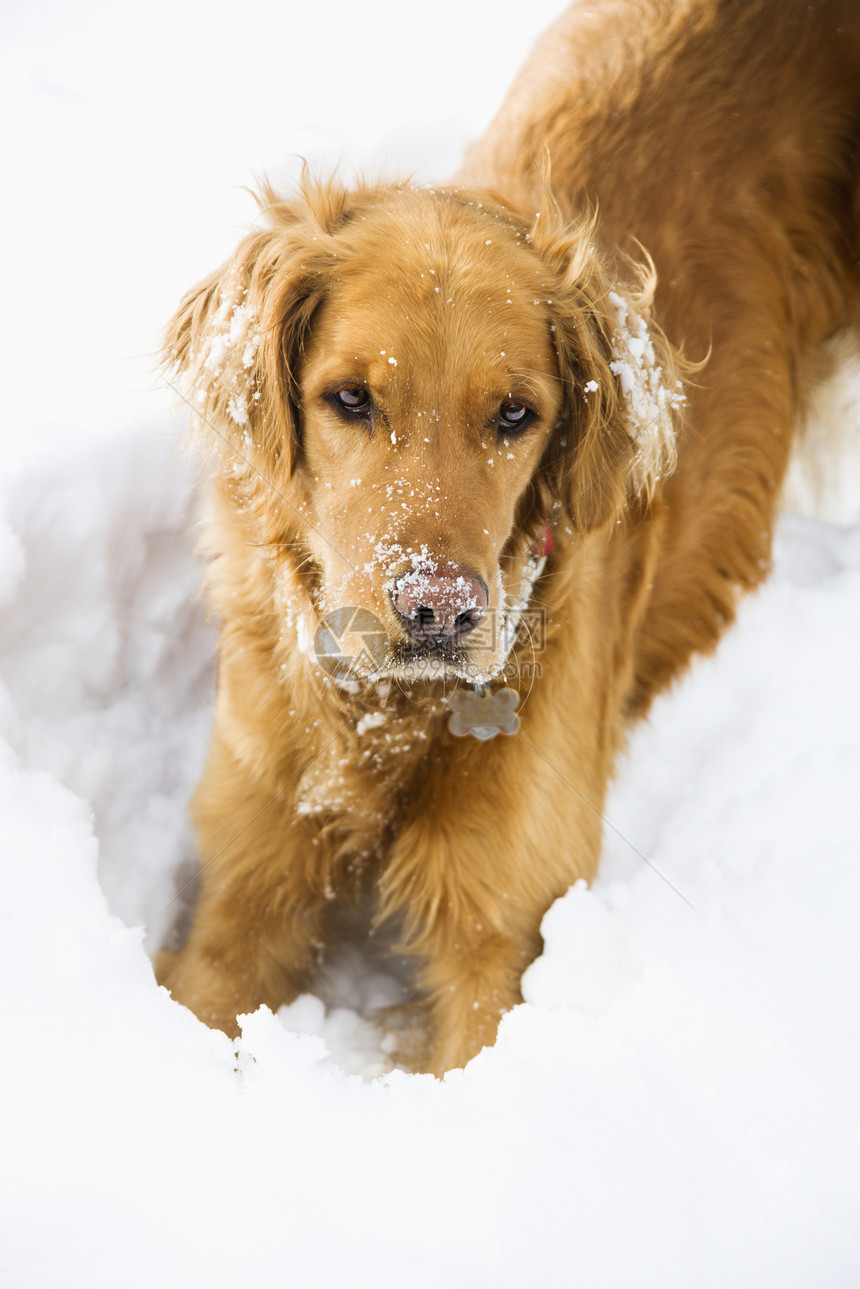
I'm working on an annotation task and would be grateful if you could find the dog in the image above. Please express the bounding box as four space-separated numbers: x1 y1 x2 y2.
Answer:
156 0 860 1075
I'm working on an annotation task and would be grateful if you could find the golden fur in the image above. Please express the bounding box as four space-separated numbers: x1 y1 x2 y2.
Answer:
156 0 860 1075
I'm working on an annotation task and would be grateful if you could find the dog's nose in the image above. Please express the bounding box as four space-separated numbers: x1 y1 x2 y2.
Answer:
390 564 488 642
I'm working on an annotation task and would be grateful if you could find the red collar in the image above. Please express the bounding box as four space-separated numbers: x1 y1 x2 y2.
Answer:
530 526 554 559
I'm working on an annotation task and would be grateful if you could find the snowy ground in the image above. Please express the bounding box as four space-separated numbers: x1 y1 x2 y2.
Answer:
2 3 860 1286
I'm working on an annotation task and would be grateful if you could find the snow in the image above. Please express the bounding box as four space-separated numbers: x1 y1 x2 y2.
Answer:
608 289 683 494
356 710 388 736
2 1 860 1285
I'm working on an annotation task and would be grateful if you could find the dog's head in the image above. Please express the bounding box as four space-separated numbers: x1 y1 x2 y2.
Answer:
165 176 683 685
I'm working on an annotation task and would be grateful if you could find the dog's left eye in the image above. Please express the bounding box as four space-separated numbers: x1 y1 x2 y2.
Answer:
498 400 535 436
331 386 372 418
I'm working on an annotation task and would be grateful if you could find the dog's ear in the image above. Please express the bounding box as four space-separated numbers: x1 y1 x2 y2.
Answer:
162 176 351 479
530 192 687 533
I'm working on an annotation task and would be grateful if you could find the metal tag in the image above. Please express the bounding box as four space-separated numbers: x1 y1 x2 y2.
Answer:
447 685 521 740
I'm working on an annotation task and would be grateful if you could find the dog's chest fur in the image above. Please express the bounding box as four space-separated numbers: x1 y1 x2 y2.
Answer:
296 693 444 821
285 683 453 891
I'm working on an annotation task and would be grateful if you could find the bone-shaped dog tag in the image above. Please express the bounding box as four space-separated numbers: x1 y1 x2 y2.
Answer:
447 685 521 740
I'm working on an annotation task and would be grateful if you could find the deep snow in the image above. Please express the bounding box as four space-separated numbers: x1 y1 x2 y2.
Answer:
1 3 859 1286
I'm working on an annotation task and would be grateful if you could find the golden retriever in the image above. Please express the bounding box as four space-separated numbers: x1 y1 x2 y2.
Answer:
156 0 860 1075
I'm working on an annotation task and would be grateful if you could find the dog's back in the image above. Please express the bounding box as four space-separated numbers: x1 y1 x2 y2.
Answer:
460 0 860 705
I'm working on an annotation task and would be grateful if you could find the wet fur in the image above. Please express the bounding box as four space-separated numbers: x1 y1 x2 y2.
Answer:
156 0 860 1075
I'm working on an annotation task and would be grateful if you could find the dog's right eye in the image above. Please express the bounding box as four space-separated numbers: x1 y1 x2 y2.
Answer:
331 386 372 418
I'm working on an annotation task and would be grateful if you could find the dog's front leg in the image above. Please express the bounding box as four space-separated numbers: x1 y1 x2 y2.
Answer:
382 736 606 1076
417 924 541 1077
156 732 326 1038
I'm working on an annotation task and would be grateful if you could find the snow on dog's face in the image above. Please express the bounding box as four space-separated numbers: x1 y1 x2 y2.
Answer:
164 177 683 684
